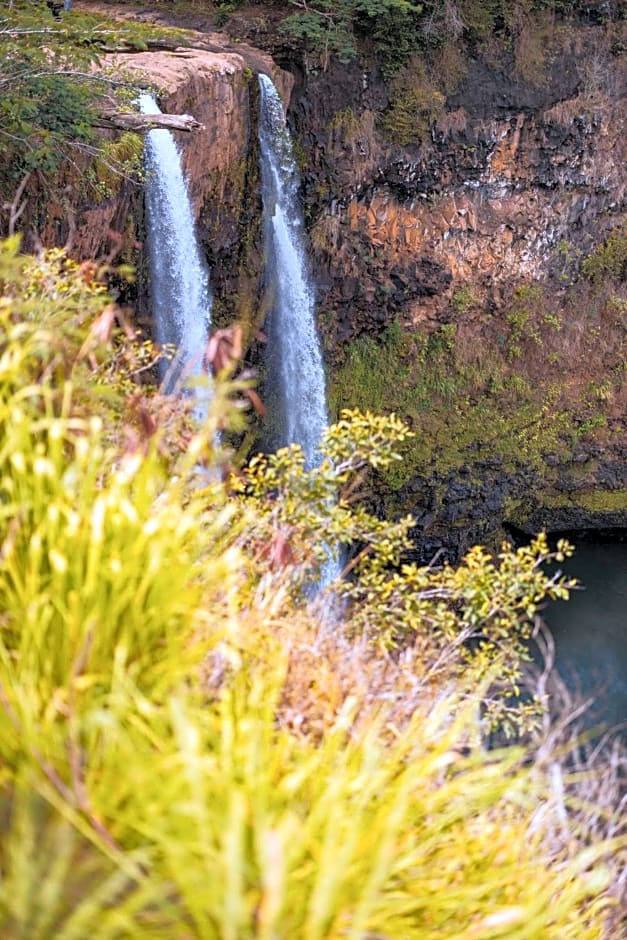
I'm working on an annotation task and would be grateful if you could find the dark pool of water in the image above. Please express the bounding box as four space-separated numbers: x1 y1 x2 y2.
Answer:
541 540 627 736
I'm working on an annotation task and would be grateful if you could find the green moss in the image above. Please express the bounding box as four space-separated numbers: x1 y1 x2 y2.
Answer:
328 274 624 521
329 316 582 504
533 488 627 515
578 489 627 513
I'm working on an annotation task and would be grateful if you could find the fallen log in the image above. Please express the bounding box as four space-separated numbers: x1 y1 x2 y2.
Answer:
97 111 203 133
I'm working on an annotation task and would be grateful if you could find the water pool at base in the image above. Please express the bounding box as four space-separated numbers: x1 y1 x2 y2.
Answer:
541 539 627 737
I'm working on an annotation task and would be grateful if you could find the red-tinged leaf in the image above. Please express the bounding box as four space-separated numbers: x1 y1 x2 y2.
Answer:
255 527 296 571
204 325 244 375
90 304 117 344
245 388 266 416
77 305 117 365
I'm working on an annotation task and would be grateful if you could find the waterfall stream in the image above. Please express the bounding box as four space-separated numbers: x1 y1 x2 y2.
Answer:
257 75 329 470
258 75 341 588
139 93 212 416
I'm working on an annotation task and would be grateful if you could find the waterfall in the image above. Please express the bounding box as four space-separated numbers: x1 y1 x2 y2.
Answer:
258 75 341 590
257 74 329 471
139 93 212 415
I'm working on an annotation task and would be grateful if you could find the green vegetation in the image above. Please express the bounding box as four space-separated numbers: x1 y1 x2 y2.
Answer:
276 0 620 74
380 58 445 145
0 5 100 185
451 284 479 314
505 284 553 359
330 252 627 508
85 132 145 202
330 317 571 491
279 0 423 67
575 488 627 512
0 2 192 220
582 224 627 284
0 239 624 936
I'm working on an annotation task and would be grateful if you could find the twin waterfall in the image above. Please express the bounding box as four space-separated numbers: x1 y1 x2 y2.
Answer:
257 74 330 470
142 81 328 466
142 78 336 578
140 93 212 414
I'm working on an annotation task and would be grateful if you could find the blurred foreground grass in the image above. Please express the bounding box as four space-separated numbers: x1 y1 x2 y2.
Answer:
0 239 624 938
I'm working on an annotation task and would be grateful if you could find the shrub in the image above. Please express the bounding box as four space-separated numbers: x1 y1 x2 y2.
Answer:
0 240 623 937
582 225 627 284
380 58 445 145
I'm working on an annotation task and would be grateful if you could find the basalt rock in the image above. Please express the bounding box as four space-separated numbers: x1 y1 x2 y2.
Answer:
284 20 626 557
33 7 627 560
288 28 626 344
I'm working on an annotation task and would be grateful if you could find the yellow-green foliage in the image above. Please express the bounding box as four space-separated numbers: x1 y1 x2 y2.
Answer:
87 133 145 202
0 240 623 937
582 224 627 284
380 58 445 146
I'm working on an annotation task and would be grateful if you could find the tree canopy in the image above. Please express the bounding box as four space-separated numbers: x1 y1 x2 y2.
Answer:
271 0 618 70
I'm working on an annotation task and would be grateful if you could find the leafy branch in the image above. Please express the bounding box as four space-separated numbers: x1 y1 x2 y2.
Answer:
280 0 424 65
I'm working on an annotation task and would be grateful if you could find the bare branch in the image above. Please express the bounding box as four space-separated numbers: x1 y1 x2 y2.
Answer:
3 171 31 236
97 111 204 134
288 0 335 19
0 69 142 91
0 27 58 36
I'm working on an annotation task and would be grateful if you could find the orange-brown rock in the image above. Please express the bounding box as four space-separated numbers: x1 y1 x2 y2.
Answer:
290 26 625 345
109 44 291 227
37 35 291 331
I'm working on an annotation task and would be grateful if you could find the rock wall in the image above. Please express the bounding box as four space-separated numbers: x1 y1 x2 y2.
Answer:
109 43 287 333
284 21 627 559
290 26 625 340
30 6 626 561
112 41 291 227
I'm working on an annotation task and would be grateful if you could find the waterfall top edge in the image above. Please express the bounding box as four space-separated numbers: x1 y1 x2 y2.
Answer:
138 92 162 116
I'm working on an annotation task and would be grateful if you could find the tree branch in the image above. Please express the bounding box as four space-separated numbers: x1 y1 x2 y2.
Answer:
3 171 31 236
0 69 142 91
288 0 336 20
97 111 204 134
0 27 58 36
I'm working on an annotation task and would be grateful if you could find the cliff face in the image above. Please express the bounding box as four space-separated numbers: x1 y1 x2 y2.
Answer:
108 43 291 333
36 6 626 562
310 90 624 331
290 27 625 338
112 42 291 228
282 23 627 559
45 36 291 337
